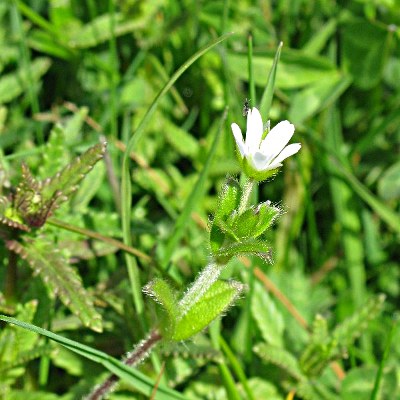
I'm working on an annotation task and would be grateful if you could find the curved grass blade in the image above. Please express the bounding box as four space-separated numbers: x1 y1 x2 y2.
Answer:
0 315 187 400
259 42 283 119
161 107 228 269
120 32 234 322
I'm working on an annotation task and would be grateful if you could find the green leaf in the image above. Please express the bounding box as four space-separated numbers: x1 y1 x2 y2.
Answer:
333 294 385 347
214 177 241 223
253 342 303 381
39 141 106 215
6 239 103 333
377 160 400 201
0 58 51 104
228 50 338 89
251 282 284 347
67 13 146 49
231 202 280 240
143 278 178 337
173 280 244 341
288 74 352 125
0 316 187 400
341 19 389 89
213 238 271 264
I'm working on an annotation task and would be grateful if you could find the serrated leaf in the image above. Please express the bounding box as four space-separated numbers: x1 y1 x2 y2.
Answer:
39 141 106 214
253 342 303 381
333 294 385 347
251 282 284 347
173 280 244 341
6 239 103 332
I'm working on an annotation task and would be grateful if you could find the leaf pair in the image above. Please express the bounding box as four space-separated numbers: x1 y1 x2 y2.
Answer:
144 274 244 341
210 177 280 264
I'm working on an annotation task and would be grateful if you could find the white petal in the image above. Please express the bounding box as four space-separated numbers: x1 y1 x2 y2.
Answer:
272 143 302 165
251 151 270 171
265 162 283 171
231 123 246 157
245 107 263 153
260 120 295 158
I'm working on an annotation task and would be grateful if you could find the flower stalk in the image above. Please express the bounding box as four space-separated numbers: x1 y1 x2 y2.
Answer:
85 329 162 400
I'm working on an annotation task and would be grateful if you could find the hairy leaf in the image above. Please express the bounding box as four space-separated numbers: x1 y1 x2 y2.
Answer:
173 280 244 341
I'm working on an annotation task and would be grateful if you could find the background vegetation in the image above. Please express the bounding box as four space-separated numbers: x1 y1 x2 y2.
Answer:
0 0 399 399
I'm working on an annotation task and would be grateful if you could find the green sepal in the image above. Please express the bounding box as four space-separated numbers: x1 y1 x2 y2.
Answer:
172 280 244 341
239 156 280 182
231 202 280 240
143 278 178 338
213 239 272 265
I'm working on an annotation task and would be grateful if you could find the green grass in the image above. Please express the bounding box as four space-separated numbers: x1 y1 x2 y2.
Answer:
0 1 399 399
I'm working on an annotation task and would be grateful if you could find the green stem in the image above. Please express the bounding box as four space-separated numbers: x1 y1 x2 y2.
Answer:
86 329 162 400
238 178 255 214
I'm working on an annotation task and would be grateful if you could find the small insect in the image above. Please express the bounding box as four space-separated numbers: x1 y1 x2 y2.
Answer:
242 98 251 117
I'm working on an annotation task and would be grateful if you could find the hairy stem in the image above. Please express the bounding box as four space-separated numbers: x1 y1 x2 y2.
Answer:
238 178 255 214
86 329 163 400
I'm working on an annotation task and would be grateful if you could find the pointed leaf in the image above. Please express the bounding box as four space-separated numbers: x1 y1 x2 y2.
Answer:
172 280 244 341
143 278 178 337
251 282 284 347
6 239 103 332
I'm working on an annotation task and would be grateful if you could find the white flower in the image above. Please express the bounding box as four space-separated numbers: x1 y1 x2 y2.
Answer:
231 107 301 175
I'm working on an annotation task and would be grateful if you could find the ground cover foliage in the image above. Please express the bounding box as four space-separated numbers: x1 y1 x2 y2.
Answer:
0 0 399 399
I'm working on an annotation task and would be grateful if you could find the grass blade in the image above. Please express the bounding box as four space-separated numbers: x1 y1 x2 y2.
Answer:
161 107 228 269
259 42 283 118
121 33 234 321
0 315 187 400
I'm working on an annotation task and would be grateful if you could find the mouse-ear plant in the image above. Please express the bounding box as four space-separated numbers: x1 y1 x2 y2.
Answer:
1 135 106 332
87 105 302 399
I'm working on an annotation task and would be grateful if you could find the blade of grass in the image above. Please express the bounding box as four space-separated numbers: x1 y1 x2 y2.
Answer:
120 32 234 324
300 124 400 234
210 321 242 400
220 336 255 400
259 41 283 118
11 0 43 144
370 317 398 400
108 0 119 138
247 34 255 106
161 107 228 271
0 315 187 400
